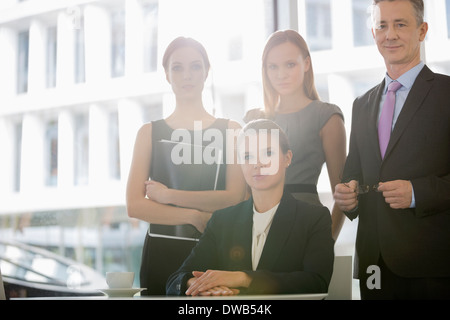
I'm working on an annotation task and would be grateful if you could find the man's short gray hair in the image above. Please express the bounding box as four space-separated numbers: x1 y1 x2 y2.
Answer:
371 0 425 26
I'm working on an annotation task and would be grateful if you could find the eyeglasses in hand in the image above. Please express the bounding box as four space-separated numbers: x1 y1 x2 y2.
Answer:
343 182 380 194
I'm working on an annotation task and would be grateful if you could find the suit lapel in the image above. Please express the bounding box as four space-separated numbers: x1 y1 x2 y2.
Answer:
231 198 253 269
384 66 434 160
256 192 296 270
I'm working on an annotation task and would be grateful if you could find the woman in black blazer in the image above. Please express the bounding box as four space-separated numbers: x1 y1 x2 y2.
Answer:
166 120 334 296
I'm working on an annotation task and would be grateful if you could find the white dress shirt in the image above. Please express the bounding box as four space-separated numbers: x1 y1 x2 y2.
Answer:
251 203 280 271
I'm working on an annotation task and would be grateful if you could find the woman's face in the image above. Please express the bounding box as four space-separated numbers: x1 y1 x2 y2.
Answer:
239 132 292 192
265 42 310 97
165 46 208 99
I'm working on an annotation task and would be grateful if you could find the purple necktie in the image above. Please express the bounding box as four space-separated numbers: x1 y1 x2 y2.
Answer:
378 81 402 159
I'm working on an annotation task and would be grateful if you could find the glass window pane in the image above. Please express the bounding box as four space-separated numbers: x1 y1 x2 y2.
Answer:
46 26 57 88
306 0 332 51
108 110 120 180
74 17 85 84
228 35 243 61
220 94 245 122
264 0 276 37
447 0 450 38
353 0 373 47
74 113 89 186
17 30 29 94
45 120 58 187
111 9 125 78
143 2 159 73
14 121 23 192
142 102 163 123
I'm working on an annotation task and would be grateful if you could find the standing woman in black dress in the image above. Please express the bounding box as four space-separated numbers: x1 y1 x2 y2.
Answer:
126 37 246 295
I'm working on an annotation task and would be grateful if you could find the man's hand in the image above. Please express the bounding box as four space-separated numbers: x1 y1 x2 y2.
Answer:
334 180 359 212
377 180 413 209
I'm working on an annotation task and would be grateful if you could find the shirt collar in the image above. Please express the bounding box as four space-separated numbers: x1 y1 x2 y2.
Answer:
252 203 279 234
384 61 425 93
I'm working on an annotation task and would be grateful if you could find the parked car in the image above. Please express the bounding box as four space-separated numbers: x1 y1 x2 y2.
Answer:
0 240 105 299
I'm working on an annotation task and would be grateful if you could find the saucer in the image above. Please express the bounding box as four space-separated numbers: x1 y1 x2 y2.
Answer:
98 288 145 297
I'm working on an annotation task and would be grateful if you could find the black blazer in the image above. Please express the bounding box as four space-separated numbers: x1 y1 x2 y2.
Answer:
166 192 334 295
343 65 450 278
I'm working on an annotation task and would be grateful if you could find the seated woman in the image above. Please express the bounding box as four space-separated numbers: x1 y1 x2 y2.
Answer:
166 119 334 296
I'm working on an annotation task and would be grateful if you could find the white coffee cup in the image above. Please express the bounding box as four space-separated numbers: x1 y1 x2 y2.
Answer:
106 272 135 289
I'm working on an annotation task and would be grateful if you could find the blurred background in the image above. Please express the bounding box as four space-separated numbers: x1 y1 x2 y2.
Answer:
0 0 449 299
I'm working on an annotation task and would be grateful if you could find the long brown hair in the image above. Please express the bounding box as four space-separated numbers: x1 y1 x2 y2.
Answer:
262 30 319 118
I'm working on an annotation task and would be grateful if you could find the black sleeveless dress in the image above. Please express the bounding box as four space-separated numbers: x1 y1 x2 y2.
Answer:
140 118 228 295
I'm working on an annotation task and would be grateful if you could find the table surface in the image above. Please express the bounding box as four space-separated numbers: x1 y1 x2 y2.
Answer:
11 293 328 300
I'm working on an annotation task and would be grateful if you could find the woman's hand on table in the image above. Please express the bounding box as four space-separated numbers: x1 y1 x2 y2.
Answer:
185 270 251 296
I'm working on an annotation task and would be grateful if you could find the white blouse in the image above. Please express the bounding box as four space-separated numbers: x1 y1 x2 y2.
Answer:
251 202 280 270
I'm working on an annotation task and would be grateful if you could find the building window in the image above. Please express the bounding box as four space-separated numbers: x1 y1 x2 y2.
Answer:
447 0 450 38
17 30 29 94
14 122 23 192
315 77 330 103
142 102 163 123
353 0 373 47
228 35 243 61
46 26 57 88
74 17 85 84
142 1 159 73
305 0 332 51
45 120 58 187
264 0 276 36
219 94 245 123
108 110 121 180
74 113 89 186
111 9 125 78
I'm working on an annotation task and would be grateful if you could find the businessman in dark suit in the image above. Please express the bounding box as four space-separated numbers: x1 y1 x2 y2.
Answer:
166 120 334 296
334 0 450 299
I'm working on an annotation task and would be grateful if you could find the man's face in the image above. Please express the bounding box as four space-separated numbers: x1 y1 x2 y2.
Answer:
372 0 428 68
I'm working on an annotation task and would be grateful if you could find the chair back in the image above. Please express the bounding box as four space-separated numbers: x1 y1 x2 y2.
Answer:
326 255 353 300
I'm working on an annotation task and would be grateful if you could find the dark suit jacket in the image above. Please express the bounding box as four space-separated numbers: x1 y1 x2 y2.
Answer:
343 65 450 279
166 192 334 295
